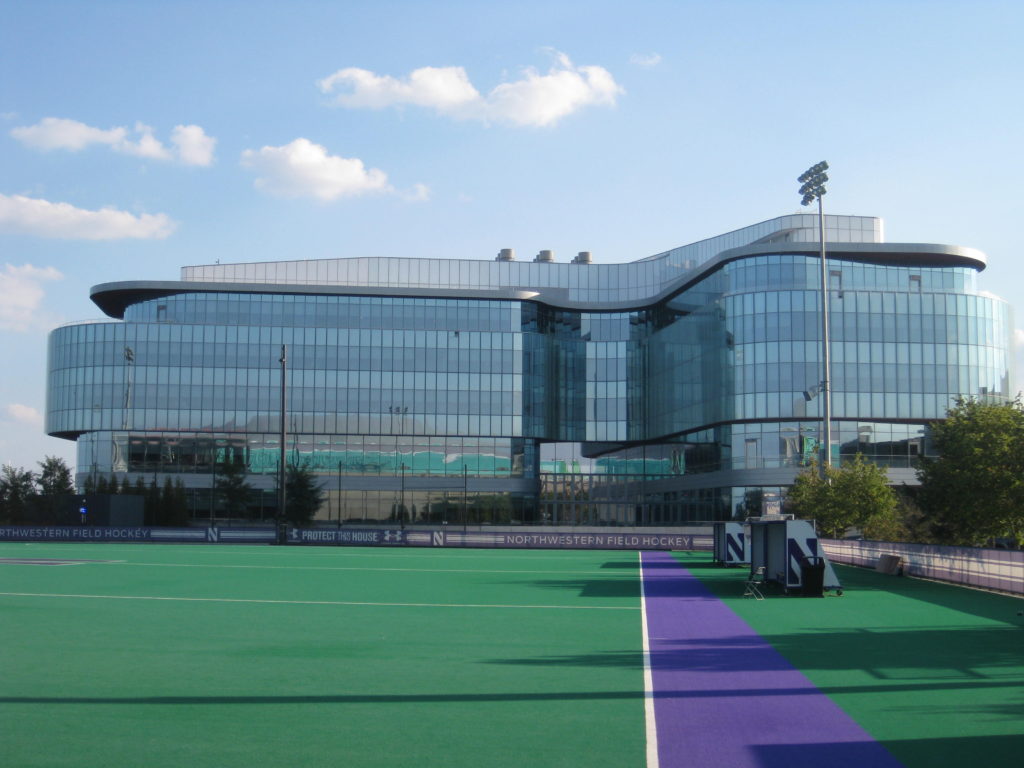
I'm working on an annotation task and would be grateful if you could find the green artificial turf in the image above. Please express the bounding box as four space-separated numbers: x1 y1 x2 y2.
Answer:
0 543 647 768
5 542 1021 768
680 552 1024 767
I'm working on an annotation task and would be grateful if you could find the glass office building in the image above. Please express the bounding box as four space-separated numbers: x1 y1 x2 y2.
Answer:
46 214 1014 523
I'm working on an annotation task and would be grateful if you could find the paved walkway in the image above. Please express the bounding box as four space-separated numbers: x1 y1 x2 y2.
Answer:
641 551 904 767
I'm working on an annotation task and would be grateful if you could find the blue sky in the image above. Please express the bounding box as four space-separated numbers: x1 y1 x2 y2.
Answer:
2 0 1023 472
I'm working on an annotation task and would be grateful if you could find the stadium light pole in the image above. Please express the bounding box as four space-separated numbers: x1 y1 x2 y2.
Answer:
400 462 407 529
798 161 832 477
122 346 135 430
278 345 287 530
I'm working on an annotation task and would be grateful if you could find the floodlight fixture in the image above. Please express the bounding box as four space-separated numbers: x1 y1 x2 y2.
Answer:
798 162 829 206
803 382 823 402
798 161 833 476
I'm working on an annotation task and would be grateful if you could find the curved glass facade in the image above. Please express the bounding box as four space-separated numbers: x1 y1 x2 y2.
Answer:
179 214 882 304
48 215 1014 523
643 255 1010 434
50 296 525 439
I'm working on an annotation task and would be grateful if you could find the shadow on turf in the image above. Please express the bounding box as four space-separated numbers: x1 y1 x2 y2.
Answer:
521 576 641 598
754 734 1024 768
520 558 787 600
828 569 1019 624
837 567 1024 627
600 559 681 569
512 569 737 599
751 739 901 768
684 552 1024 626
482 623 1023 697
6 680 1021 708
0 691 643 706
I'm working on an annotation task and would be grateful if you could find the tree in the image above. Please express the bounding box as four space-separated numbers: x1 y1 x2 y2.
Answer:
37 456 74 497
145 479 162 526
35 456 74 524
786 454 901 539
282 461 325 525
1 464 37 523
892 486 937 544
163 477 189 526
917 396 1024 546
737 488 764 518
786 462 843 537
215 455 253 519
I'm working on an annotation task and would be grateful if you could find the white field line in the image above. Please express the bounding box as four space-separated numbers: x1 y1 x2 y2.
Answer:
33 562 87 566
0 559 122 567
7 543 605 562
103 561 608 575
639 551 660 768
0 591 640 611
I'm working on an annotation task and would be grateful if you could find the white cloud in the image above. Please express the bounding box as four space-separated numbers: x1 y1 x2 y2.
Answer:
11 117 126 150
1015 328 1024 347
116 122 172 160
240 138 392 201
171 124 216 166
0 263 62 332
400 183 431 202
319 66 479 110
0 194 176 240
630 53 662 68
485 51 623 127
5 403 43 426
318 50 624 127
10 117 215 165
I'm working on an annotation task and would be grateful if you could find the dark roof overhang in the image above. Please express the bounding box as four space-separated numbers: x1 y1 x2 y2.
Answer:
89 242 987 318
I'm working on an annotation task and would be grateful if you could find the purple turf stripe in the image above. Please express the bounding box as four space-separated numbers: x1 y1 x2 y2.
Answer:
641 551 903 768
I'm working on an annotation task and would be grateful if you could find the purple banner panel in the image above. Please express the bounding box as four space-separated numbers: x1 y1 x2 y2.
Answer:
1 525 708 551
443 530 695 550
642 551 903 768
211 527 277 544
288 527 412 546
0 526 277 544
287 527 704 550
0 526 156 542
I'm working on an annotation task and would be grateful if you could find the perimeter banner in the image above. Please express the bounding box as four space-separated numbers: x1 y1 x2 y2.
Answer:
0 526 277 543
287 527 700 550
287 528 409 546
0 526 158 541
0 525 701 550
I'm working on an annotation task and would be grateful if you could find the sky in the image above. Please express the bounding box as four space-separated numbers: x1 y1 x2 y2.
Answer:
2 0 1023 474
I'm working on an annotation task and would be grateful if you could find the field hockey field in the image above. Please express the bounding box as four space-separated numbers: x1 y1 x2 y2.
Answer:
0 542 1021 767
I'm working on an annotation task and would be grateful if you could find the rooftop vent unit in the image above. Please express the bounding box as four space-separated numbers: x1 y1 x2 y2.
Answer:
572 251 592 264
534 250 555 263
496 248 516 262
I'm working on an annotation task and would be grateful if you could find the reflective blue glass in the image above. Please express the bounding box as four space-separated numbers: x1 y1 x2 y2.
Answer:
50 215 1014 523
